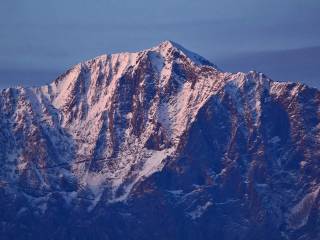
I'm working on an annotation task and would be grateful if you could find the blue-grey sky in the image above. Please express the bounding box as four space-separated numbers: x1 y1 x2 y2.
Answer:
1 0 319 89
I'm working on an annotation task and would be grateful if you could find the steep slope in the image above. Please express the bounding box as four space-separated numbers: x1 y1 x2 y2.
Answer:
0 41 319 240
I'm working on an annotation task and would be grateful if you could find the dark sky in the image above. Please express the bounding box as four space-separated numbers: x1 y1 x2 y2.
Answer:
1 0 319 89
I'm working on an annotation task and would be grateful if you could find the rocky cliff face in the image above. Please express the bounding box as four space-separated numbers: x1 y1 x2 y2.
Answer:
0 41 319 240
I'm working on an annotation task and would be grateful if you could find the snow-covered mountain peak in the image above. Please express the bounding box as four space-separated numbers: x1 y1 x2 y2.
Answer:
23 41 227 203
1 42 320 240
150 40 217 68
157 39 178 48
47 40 217 100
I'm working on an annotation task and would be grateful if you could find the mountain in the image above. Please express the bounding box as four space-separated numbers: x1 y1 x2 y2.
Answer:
216 46 320 89
0 40 319 240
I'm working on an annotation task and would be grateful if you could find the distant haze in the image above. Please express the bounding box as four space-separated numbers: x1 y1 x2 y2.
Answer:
1 0 319 89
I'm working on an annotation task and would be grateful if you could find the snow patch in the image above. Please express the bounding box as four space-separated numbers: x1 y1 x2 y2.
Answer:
288 187 320 229
270 136 281 144
188 201 213 220
109 147 175 203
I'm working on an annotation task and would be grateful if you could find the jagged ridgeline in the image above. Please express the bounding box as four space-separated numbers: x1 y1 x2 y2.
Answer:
0 41 319 240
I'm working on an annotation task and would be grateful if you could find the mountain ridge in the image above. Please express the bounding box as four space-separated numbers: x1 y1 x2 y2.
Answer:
0 41 319 240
